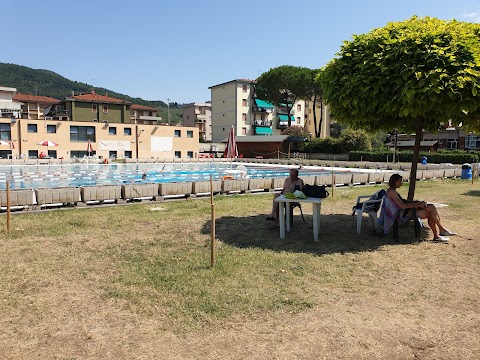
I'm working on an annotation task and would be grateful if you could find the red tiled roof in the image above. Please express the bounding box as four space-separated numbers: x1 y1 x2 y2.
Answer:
13 93 61 104
67 92 132 104
131 104 158 111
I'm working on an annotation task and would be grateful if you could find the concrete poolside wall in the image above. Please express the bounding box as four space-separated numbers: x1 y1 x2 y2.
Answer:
0 167 467 211
35 187 81 207
0 189 34 207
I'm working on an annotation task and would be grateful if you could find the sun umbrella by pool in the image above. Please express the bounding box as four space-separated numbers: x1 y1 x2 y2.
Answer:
225 126 238 160
87 140 93 156
37 140 59 147
0 140 14 149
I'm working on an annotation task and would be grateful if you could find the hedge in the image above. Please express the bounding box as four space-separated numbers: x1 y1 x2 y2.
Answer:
349 150 479 164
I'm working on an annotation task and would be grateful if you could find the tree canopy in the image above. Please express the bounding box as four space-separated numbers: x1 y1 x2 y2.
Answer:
318 16 480 198
256 65 311 127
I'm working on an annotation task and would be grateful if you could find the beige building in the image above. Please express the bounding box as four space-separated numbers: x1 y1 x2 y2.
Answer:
182 102 212 141
1 118 198 160
303 100 332 139
0 88 199 160
209 79 306 142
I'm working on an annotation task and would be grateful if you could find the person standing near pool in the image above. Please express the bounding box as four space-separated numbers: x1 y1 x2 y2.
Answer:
267 168 304 229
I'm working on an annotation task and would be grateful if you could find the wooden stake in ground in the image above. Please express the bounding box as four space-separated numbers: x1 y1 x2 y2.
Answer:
210 175 215 267
6 180 11 232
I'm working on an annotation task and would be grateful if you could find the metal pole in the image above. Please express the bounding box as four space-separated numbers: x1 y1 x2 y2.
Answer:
210 175 215 267
331 171 334 198
6 181 11 232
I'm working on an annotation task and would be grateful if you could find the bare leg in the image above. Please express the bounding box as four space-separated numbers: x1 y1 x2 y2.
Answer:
417 204 446 238
271 193 281 224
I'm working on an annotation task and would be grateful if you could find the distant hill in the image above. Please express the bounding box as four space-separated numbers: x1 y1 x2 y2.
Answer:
0 62 183 123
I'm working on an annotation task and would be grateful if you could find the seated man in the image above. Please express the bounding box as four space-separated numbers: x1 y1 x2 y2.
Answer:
267 168 304 229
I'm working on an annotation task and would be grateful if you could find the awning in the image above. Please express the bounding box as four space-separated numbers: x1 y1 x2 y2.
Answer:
255 99 275 108
278 114 295 122
255 127 273 135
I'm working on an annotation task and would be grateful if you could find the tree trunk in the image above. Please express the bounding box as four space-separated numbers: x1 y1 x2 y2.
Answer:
407 117 424 200
317 97 323 138
312 94 318 137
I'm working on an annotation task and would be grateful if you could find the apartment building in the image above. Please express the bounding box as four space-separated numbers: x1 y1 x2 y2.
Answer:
0 86 22 119
12 93 60 120
0 88 199 160
130 104 163 125
182 102 212 141
303 100 331 139
209 79 305 142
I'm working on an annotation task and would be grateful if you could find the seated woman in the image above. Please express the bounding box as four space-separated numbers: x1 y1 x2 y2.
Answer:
386 174 455 242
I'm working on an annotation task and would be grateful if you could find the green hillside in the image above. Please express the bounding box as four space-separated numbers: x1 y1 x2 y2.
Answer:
0 62 183 124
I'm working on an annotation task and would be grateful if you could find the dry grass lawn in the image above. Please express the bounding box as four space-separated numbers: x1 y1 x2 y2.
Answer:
0 179 479 359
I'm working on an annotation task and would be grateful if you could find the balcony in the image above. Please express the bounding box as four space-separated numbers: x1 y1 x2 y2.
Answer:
252 119 272 127
139 115 164 122
252 106 268 113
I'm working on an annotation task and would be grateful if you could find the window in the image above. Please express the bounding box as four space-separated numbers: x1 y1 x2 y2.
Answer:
242 113 247 122
109 151 117 159
187 130 193 138
174 129 181 137
446 138 458 150
70 150 94 158
175 151 181 158
242 127 247 135
28 124 37 133
297 117 300 123
124 151 132 159
297 104 301 112
124 127 132 136
242 84 247 92
103 105 108 113
48 150 57 158
187 151 193 158
0 123 11 140
92 104 97 113
242 99 247 107
28 150 38 158
70 126 96 142
47 125 56 134
109 127 117 135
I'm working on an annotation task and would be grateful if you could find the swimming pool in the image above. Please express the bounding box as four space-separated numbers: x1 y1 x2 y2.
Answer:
0 162 367 190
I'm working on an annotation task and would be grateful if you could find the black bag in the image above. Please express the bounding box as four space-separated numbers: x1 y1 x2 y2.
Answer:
303 184 329 198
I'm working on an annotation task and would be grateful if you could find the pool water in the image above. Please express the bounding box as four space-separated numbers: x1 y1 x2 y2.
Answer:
0 162 343 190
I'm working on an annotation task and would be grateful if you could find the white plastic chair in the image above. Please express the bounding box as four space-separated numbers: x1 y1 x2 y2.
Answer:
354 190 385 234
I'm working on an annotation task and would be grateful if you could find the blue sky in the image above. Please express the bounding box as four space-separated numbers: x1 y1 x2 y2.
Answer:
2 0 480 103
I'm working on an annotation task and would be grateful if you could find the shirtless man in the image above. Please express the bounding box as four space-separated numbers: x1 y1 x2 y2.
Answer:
267 168 304 228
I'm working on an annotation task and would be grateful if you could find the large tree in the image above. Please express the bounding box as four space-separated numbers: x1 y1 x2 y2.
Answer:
319 16 480 199
256 65 311 127
303 68 324 138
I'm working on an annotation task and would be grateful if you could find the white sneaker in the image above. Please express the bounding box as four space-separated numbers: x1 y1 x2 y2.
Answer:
439 229 456 237
433 236 449 243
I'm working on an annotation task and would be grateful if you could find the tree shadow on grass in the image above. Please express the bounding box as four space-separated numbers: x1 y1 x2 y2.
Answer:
462 190 480 197
201 213 424 256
